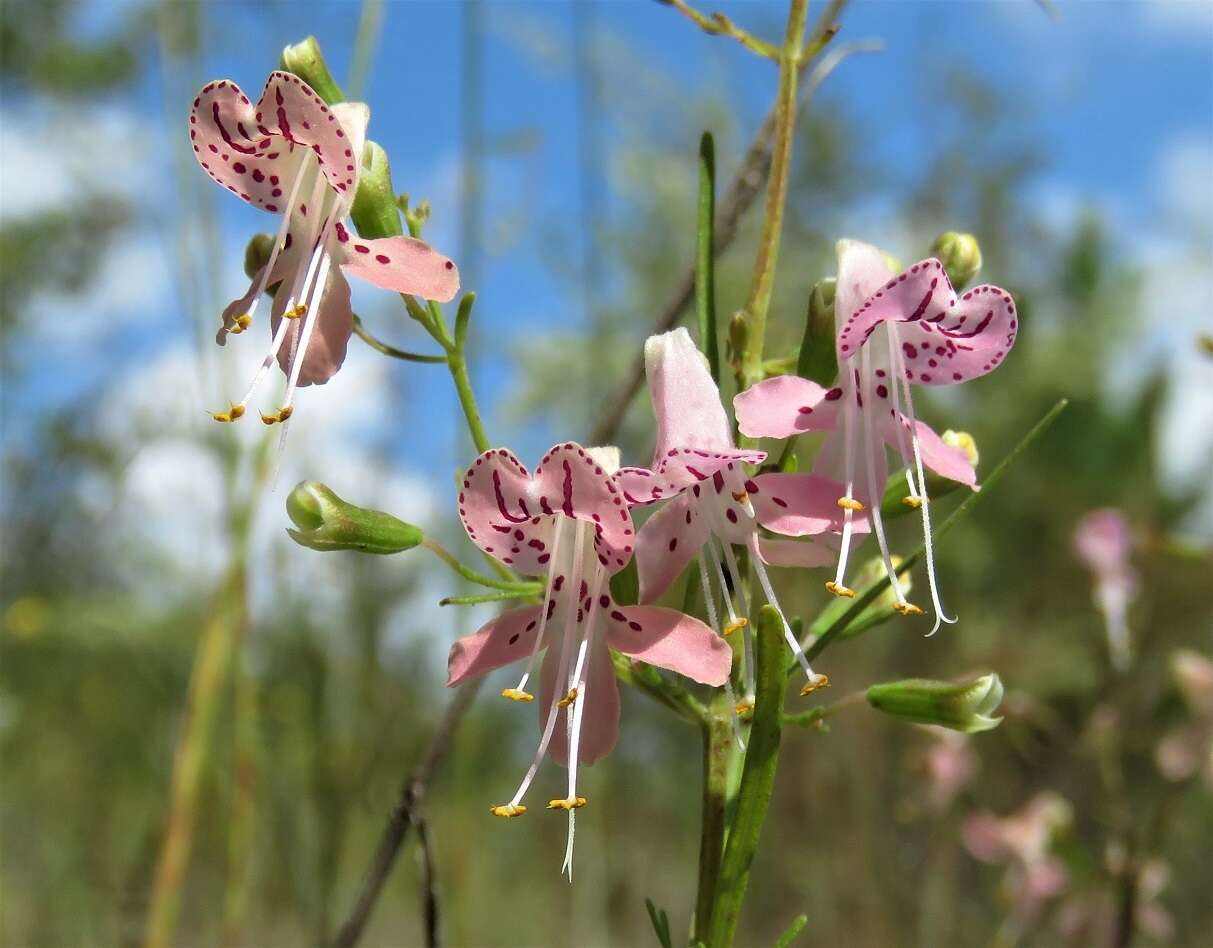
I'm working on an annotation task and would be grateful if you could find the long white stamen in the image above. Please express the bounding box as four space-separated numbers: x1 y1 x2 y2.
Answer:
886 327 922 500
505 525 587 809
860 348 909 606
832 383 860 588
704 537 753 698
892 335 956 635
241 156 313 322
698 554 746 750
515 514 566 693
749 533 822 685
714 534 756 701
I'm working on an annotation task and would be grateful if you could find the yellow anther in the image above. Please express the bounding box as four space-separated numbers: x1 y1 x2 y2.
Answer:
800 674 830 696
557 688 578 708
284 304 308 320
723 617 748 637
501 688 534 703
731 490 749 504
837 497 865 511
892 602 924 616
825 581 856 599
489 804 527 818
228 312 253 335
735 699 755 718
210 403 245 423
259 406 294 426
901 496 923 509
546 796 587 811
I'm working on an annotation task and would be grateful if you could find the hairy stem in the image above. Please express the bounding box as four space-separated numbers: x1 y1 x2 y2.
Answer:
708 606 788 947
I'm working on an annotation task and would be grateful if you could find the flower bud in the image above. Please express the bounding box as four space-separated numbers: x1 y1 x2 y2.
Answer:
350 141 403 239
867 673 1004 733
243 233 275 279
931 232 983 290
286 481 423 554
280 37 344 105
880 430 979 518
796 277 838 386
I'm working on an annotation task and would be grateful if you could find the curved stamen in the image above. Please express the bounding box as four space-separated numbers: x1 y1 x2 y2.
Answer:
748 533 828 694
890 329 956 635
698 554 747 750
885 325 922 504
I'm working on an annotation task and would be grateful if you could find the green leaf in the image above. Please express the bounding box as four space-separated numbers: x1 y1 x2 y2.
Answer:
643 898 673 948
774 913 809 948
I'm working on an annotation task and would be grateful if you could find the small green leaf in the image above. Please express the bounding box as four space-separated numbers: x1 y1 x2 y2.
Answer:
773 913 808 948
643 898 673 948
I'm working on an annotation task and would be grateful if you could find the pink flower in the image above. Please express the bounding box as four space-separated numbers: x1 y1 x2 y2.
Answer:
1156 649 1213 787
617 329 855 700
446 442 730 873
921 726 978 814
963 792 1072 923
736 239 1018 633
1073 509 1139 670
190 72 459 425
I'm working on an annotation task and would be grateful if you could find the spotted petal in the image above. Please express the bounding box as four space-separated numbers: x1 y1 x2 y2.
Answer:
634 494 709 603
615 448 765 506
879 412 977 488
837 257 1017 385
734 375 841 439
190 72 360 212
446 605 545 686
645 328 735 458
751 472 850 536
339 235 460 302
607 605 732 685
458 443 634 576
542 636 620 767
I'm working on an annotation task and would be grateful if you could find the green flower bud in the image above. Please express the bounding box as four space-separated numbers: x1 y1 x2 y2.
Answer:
243 233 275 279
280 37 344 105
867 673 1005 733
880 430 980 519
796 277 838 387
286 481 423 554
350 141 403 239
931 232 983 290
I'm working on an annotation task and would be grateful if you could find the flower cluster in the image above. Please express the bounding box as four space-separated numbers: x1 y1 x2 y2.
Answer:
190 72 1020 876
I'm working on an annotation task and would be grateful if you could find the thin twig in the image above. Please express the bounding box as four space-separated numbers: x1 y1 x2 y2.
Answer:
412 815 441 948
330 678 483 948
588 0 848 446
658 0 781 60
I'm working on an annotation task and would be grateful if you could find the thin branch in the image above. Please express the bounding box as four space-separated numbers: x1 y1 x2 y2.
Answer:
588 0 848 446
412 815 440 948
658 0 781 60
352 315 447 364
330 678 483 948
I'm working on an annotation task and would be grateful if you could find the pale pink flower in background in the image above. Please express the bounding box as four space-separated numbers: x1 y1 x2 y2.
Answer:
190 72 459 425
617 328 856 704
963 792 1072 924
1073 508 1139 671
1056 856 1174 944
920 725 979 815
446 442 730 875
737 239 1017 634
1155 649 1213 787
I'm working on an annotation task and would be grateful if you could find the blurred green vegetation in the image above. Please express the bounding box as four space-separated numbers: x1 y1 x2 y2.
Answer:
2 2 1211 947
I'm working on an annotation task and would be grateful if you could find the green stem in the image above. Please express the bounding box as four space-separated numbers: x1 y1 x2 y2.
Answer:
439 589 541 607
708 606 788 947
738 0 809 393
611 652 707 724
696 132 720 383
793 398 1070 672
693 690 734 943
420 537 529 592
351 315 447 364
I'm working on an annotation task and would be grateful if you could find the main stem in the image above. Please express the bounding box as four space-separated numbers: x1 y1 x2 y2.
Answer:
738 0 809 392
693 691 734 943
707 606 788 947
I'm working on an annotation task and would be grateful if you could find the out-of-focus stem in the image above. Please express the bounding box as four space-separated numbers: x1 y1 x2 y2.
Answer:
707 606 788 947
737 0 809 394
693 691 734 943
697 132 721 383
220 630 257 948
143 564 245 948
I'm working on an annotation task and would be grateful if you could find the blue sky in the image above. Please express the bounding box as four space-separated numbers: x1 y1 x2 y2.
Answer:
6 0 1212 528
